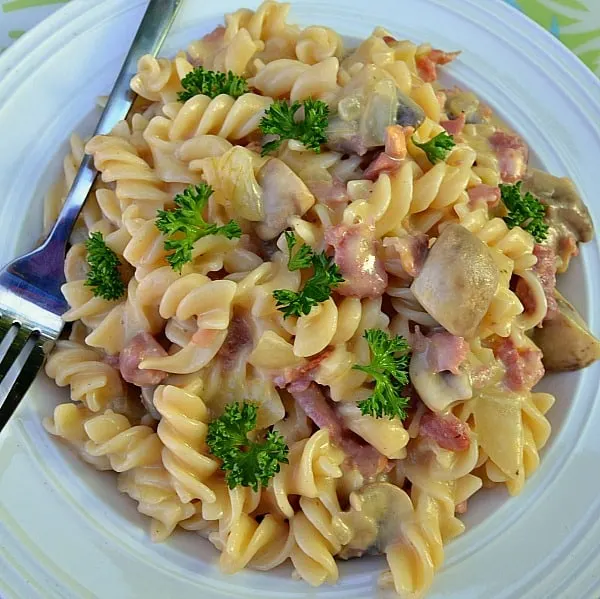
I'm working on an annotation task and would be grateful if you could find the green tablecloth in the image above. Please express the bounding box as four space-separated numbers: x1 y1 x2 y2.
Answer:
1 0 598 77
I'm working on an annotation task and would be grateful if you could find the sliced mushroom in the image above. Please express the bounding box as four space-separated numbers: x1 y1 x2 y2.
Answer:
255 158 315 240
326 66 425 155
411 224 499 338
140 385 161 420
409 348 472 412
334 482 414 557
522 168 594 272
533 290 600 371
445 90 480 123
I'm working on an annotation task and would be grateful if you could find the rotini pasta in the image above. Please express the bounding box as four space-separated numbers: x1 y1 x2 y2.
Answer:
41 2 599 598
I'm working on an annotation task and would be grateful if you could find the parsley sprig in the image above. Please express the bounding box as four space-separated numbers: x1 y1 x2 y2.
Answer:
285 230 314 271
500 181 548 242
84 232 126 301
156 184 242 272
273 233 344 318
259 98 329 156
353 329 411 420
206 402 289 491
413 131 456 164
178 67 249 102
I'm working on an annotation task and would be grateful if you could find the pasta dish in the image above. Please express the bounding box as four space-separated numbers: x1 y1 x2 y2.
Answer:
41 2 599 597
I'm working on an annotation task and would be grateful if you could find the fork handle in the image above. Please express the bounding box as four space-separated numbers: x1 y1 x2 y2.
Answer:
43 0 184 258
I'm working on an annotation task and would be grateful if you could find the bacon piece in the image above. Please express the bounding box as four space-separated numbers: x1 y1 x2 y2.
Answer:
494 337 545 392
290 383 387 477
290 383 343 437
489 131 529 183
416 49 460 82
103 354 120 369
191 328 221 347
440 112 466 137
119 332 168 386
468 184 501 208
245 140 263 154
218 315 253 370
382 233 429 279
422 331 469 375
203 25 225 42
384 125 409 160
419 411 471 452
515 244 558 321
383 35 397 45
274 348 333 392
455 501 468 515
338 436 388 479
308 177 349 206
325 223 388 298
363 152 402 182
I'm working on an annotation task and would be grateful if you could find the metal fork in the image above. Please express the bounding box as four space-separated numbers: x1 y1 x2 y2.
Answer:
0 0 183 432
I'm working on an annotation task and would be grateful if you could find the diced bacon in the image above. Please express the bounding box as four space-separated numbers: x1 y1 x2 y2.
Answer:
362 152 402 181
494 337 545 392
190 26 226 67
383 35 397 46
416 49 460 82
191 328 221 347
533 244 558 320
309 177 349 206
516 244 558 322
440 112 466 137
455 501 468 515
489 131 529 183
274 348 333 392
245 140 263 154
203 25 225 42
119 332 168 386
382 233 429 279
290 383 343 437
325 223 388 298
103 354 120 369
218 315 253 370
384 125 409 159
421 331 469 375
468 184 501 208
419 411 471 452
290 383 387 477
338 435 388 478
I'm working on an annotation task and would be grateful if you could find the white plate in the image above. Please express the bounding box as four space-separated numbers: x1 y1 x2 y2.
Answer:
1 0 600 598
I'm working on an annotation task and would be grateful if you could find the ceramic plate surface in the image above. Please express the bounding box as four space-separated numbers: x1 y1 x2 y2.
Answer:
0 0 599 597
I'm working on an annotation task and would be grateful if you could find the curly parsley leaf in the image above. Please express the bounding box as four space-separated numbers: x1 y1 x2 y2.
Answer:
206 402 289 491
500 181 548 242
178 67 249 102
273 241 344 318
259 98 329 156
354 329 411 420
413 131 455 164
285 230 314 271
84 232 126 301
156 183 242 272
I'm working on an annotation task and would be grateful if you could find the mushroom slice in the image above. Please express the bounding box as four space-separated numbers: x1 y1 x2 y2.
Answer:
411 224 499 338
409 348 472 412
334 482 414 556
255 158 316 241
533 290 600 371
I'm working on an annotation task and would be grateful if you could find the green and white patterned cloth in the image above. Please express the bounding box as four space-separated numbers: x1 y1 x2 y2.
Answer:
0 0 599 76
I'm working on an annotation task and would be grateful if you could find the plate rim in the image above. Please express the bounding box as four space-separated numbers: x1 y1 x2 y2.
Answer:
1 1 600 599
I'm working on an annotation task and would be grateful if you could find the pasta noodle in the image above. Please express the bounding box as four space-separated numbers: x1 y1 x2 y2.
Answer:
41 2 599 597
